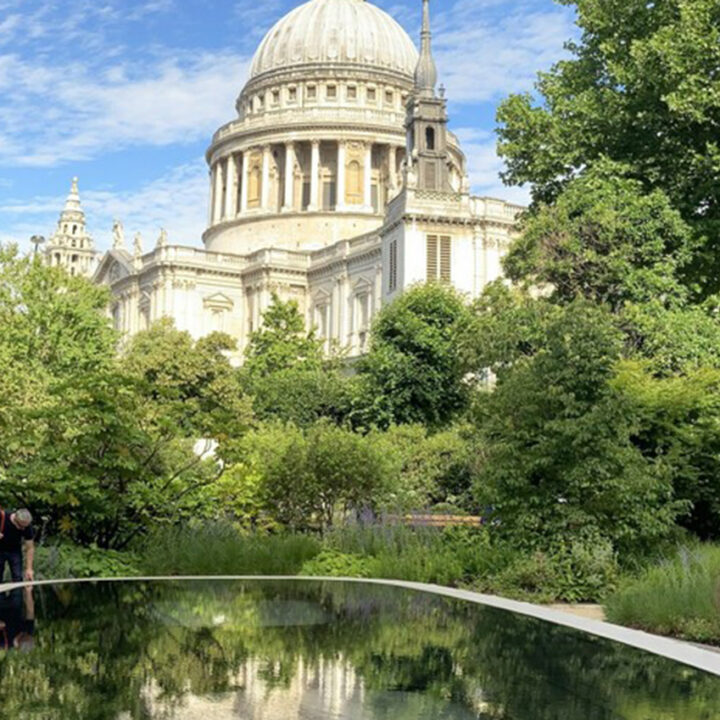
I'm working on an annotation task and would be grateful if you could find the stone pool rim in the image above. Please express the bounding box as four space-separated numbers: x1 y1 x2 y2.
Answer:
2 575 719 677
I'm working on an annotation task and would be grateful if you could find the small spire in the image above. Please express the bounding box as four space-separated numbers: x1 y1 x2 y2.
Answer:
62 177 83 215
414 0 437 98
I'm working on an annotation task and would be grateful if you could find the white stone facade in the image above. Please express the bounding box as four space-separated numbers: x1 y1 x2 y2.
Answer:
50 0 522 358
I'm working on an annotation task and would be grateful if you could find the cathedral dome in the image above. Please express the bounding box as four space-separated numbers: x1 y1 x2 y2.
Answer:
249 0 418 81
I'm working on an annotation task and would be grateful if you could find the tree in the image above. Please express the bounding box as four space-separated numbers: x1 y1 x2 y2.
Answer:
233 421 392 531
497 166 720 374
239 294 353 427
496 0 720 294
355 283 472 429
504 163 694 312
472 300 679 555
614 361 720 540
0 247 251 549
122 318 251 441
242 294 324 378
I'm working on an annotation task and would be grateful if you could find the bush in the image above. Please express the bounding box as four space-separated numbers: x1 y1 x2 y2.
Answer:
605 544 720 644
479 538 619 603
35 542 141 580
139 522 321 576
300 550 375 578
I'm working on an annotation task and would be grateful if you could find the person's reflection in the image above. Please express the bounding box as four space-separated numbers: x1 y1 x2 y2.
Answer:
0 586 35 652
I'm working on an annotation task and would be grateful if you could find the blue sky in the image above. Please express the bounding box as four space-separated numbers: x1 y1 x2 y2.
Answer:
0 0 577 251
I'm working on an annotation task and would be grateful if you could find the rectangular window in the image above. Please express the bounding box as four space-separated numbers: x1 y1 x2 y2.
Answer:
347 85 357 100
272 90 280 105
389 240 398 292
307 85 317 100
326 84 337 99
322 181 337 211
426 234 452 282
367 87 377 102
288 87 297 102
385 90 394 105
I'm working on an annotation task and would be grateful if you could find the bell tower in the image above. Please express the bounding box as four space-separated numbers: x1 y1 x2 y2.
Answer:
45 178 98 278
405 0 450 192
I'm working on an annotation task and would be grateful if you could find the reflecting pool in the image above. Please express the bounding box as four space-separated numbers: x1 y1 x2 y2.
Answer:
0 579 718 719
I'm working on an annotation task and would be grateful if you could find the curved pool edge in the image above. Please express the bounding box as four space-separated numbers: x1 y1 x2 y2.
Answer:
3 575 719 677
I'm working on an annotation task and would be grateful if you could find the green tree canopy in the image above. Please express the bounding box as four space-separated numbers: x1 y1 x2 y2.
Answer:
355 283 472 429
504 164 694 312
242 294 324 378
497 0 720 293
472 299 679 554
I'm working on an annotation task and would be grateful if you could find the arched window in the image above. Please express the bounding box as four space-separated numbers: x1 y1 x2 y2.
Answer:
346 160 362 204
426 127 436 151
72 225 77 235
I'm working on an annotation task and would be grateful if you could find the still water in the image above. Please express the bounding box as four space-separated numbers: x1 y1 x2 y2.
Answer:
0 579 718 719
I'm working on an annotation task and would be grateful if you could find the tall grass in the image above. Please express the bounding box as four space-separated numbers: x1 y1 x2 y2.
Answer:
140 522 321 576
605 544 720 644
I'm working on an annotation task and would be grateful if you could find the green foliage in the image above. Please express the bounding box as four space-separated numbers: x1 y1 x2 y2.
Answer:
0 246 251 550
242 293 324 378
355 283 472 429
605 543 720 644
505 163 694 312
299 550 375 578
368 424 481 512
139 522 321 576
122 318 250 441
470 299 680 555
34 543 141 580
228 421 393 531
497 0 720 295
614 362 720 539
247 366 354 427
481 537 620 603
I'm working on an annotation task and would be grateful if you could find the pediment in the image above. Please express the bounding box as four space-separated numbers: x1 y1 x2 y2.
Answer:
93 250 134 286
352 277 372 293
203 292 234 311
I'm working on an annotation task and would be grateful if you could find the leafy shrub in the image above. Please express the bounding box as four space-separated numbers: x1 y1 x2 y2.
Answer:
139 522 321 576
35 543 141 580
605 544 720 644
481 539 619 603
300 550 375 578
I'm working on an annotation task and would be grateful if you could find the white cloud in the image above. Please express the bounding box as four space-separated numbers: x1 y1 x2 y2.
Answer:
434 6 576 103
0 51 250 166
0 161 209 252
82 162 209 250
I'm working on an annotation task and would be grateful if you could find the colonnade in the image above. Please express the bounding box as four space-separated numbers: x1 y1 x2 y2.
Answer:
209 140 403 225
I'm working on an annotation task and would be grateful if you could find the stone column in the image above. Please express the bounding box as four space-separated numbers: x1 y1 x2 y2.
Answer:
262 144 272 210
224 154 237 219
388 145 398 191
283 141 295 211
213 161 223 224
240 151 249 214
364 142 373 210
336 141 346 211
309 140 320 212
207 169 214 226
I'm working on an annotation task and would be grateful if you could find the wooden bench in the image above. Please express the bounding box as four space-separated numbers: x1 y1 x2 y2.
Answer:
387 514 484 528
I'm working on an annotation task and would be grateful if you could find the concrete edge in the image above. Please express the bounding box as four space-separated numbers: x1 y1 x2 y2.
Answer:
2 575 719 677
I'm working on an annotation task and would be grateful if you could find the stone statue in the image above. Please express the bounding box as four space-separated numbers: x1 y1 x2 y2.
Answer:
133 232 143 257
157 228 168 248
112 220 125 250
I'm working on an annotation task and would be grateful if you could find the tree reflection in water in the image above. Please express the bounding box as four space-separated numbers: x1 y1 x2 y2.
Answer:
0 580 717 719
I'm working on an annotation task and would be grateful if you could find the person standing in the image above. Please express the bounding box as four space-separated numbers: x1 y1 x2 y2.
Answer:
0 508 35 583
